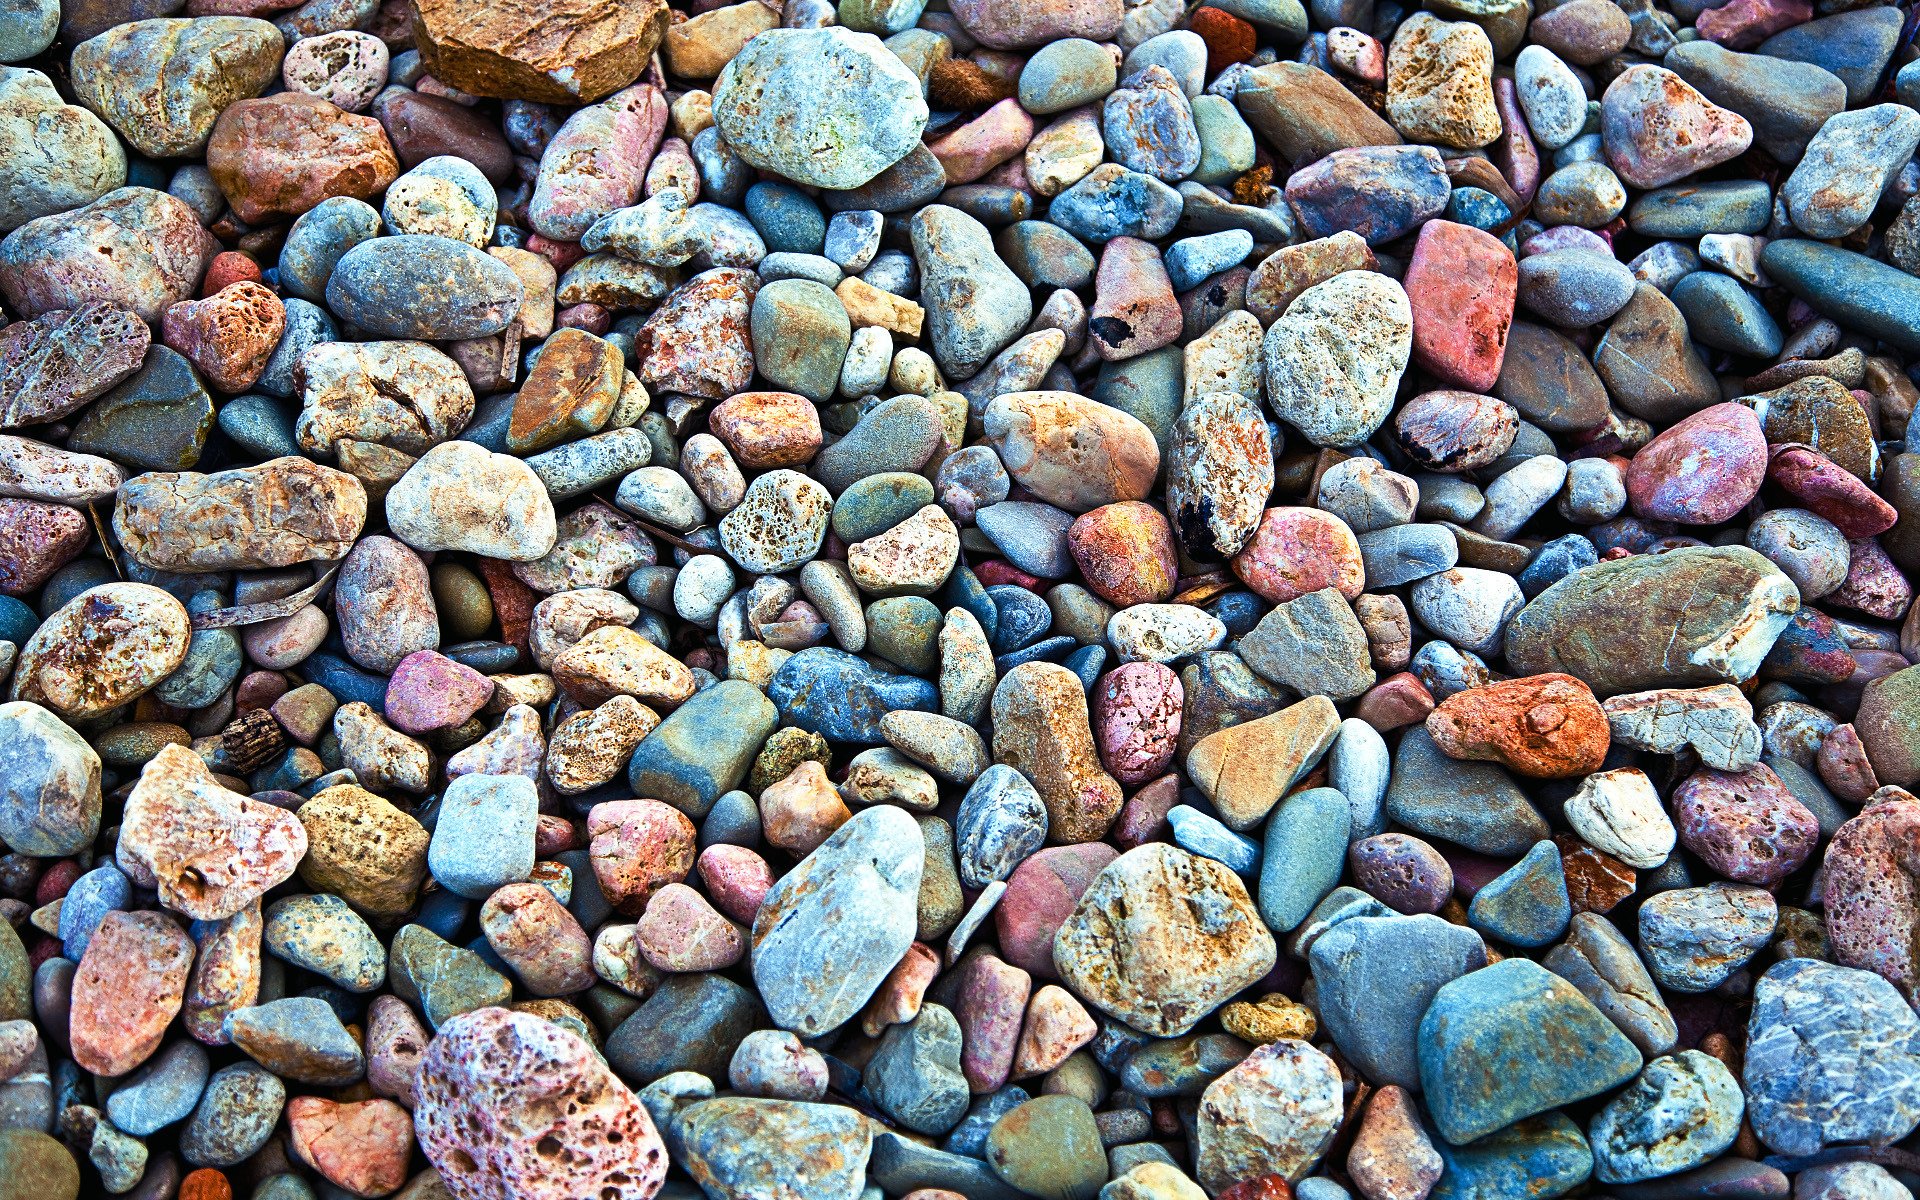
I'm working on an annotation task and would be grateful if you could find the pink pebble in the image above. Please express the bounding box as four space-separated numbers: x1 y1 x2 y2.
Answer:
696 844 775 925
383 649 496 734
1093 663 1184 786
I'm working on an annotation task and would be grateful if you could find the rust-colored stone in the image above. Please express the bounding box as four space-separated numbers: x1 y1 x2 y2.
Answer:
1425 672 1609 778
1555 833 1636 915
412 0 670 105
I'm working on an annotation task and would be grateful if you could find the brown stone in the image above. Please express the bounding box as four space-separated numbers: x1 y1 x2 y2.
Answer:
1556 833 1636 915
991 662 1125 843
412 0 670 105
113 456 367 573
371 89 516 183
297 784 430 920
1425 672 1609 778
506 328 622 454
206 93 400 224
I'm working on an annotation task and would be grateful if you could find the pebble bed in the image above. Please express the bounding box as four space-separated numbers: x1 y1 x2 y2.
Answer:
1 0 1920 1196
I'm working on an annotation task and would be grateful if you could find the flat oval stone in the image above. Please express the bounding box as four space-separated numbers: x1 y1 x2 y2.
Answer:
751 805 923 1036
1504 546 1799 695
11 582 189 719
326 235 523 340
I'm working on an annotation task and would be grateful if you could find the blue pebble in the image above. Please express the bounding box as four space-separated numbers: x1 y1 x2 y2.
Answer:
302 652 388 709
746 182 828 254
0 594 39 646
996 634 1079 673
1467 840 1572 948
1430 1112 1595 1200
768 647 938 743
1519 535 1598 599
1259 787 1352 932
1063 644 1106 691
1163 229 1255 292
939 565 999 644
1167 804 1260 874
60 865 132 960
986 585 1052 654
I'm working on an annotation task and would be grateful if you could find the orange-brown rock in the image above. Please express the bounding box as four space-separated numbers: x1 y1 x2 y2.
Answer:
709 391 822 469
412 0 671 105
1425 672 1609 778
505 327 622 454
206 93 399 223
1556 833 1636 915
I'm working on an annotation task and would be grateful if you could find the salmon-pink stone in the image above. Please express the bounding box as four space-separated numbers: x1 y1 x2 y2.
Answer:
384 649 496 734
1823 795 1920 1004
635 881 745 972
993 842 1119 979
69 910 195 1076
1402 219 1517 392
697 843 774 924
955 949 1032 1093
1231 507 1365 604
415 1007 669 1200
1626 402 1766 524
287 1097 414 1198
1094 662 1184 786
587 798 697 914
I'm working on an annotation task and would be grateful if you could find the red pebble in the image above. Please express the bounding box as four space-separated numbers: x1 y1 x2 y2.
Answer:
1402 219 1517 392
525 233 585 271
201 251 262 296
1189 6 1257 75
1766 444 1899 538
557 302 612 333
35 860 80 907
976 560 1045 590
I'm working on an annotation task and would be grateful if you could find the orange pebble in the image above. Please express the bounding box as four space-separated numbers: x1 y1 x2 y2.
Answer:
181 1168 232 1200
1189 6 1257 75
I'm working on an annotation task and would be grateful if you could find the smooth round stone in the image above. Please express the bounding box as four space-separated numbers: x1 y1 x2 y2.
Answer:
985 1096 1109 1200
1349 834 1453 914
832 473 936 544
278 196 382 305
1669 271 1781 358
0 0 57 62
264 893 387 991
1516 249 1635 328
327 234 523 340
1601 65 1753 189
382 155 494 248
1745 957 1920 1156
1663 40 1845 163
712 27 929 190
1514 45 1586 150
1625 403 1766 525
1533 160 1627 228
1747 509 1849 598
750 280 850 402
